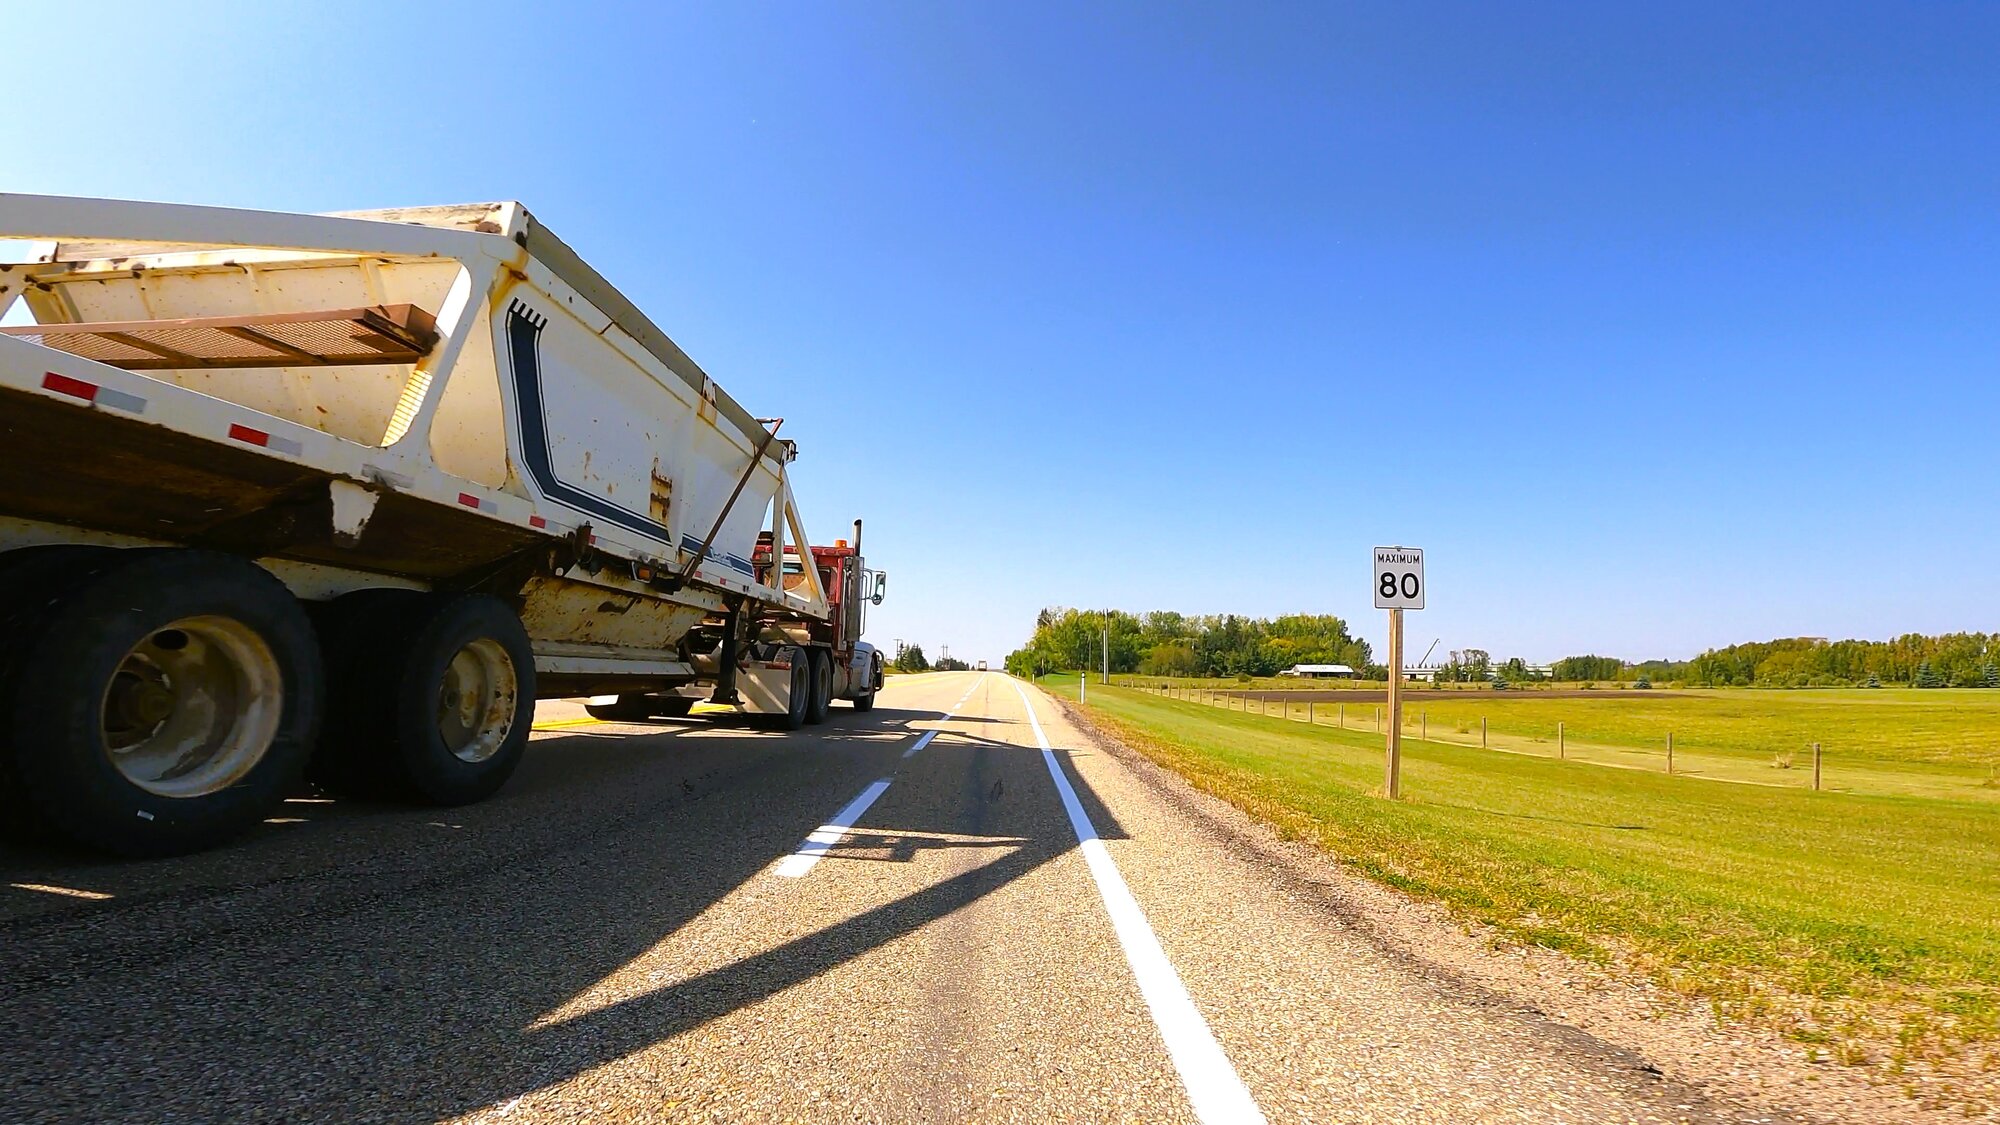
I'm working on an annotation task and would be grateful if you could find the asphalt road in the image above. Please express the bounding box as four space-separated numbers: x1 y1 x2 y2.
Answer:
0 672 1748 1124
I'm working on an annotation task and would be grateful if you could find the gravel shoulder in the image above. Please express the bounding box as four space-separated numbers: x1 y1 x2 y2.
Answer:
1050 689 1954 1124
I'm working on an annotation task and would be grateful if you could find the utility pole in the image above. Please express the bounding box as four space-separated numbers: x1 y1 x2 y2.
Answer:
1102 619 1110 685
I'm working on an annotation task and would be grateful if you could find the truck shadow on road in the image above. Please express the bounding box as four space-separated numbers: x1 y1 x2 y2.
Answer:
0 697 1132 1123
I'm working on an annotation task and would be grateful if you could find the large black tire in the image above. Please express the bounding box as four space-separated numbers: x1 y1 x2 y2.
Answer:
1 549 321 857
850 656 881 712
655 696 696 718
767 648 810 731
307 588 422 798
804 648 832 725
315 592 534 806
0 545 121 843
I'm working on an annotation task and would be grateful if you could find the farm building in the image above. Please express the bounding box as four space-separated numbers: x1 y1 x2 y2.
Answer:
1278 664 1357 679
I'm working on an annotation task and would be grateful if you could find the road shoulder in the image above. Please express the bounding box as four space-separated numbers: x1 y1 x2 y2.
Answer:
1049 690 1935 1125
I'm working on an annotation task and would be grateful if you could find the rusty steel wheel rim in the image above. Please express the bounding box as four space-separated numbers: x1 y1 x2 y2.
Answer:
437 638 518 763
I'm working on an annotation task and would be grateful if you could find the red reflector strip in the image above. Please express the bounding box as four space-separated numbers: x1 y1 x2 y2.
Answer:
529 515 548 529
39 372 148 413
457 492 496 513
226 423 302 455
42 371 98 402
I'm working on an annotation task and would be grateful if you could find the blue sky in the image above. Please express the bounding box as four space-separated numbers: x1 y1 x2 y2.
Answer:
5 2 1997 665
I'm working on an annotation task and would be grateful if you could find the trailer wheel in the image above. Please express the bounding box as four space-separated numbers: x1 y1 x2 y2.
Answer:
804 648 832 725
769 649 810 731
317 593 534 805
2 550 321 857
0 546 121 842
851 684 877 712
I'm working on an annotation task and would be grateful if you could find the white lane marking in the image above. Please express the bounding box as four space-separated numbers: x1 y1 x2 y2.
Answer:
902 730 940 759
774 778 894 878
1009 678 1267 1125
777 674 989 877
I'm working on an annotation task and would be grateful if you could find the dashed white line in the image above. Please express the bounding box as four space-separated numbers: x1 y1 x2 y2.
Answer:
776 674 987 876
773 779 894 878
1008 677 1267 1125
902 730 940 759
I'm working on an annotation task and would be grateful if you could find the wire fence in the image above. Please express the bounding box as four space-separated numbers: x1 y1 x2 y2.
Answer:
1112 678 1841 792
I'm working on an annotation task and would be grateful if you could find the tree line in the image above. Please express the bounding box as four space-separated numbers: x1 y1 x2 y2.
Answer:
1679 634 2000 688
1518 635 2000 688
890 643 971 673
1002 606 2000 690
1003 608 1374 679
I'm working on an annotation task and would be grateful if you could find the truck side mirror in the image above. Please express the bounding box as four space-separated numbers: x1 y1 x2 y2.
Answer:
871 572 887 605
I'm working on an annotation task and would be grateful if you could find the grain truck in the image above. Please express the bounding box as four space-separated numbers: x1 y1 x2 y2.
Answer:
0 194 887 857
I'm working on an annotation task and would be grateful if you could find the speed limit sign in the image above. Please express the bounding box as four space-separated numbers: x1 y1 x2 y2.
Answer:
1373 546 1425 610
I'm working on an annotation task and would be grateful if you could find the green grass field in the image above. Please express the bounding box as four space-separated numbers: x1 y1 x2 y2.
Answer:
1126 680 2000 802
1047 675 2000 1075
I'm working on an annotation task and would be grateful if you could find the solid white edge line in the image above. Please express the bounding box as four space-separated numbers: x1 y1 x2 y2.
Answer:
1009 677 1267 1125
774 778 893 878
776 673 990 877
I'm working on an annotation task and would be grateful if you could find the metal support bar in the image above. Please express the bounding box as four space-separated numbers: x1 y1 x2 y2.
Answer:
679 418 783 585
710 601 744 704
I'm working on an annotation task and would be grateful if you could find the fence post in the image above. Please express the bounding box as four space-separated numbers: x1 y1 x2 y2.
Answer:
1667 731 1674 774
1339 702 1345 729
1558 720 1565 760
1422 711 1427 741
1813 742 1822 791
1307 701 1315 726
1482 716 1487 748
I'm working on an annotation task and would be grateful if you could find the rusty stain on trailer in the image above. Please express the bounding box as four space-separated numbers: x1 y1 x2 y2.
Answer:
649 457 673 523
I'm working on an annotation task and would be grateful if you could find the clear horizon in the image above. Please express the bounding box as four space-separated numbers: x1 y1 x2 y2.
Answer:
6 3 1996 666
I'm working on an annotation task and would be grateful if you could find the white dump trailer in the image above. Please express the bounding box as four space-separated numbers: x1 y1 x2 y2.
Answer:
0 195 886 856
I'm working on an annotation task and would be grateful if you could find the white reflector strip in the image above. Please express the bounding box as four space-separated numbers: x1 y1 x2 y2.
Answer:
228 422 302 456
40 371 145 413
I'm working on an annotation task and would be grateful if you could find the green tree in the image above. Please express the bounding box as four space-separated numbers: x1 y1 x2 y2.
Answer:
1553 654 1624 682
895 643 931 674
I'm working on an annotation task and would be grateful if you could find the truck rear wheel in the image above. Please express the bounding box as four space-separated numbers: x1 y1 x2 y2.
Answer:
1 549 321 857
315 592 534 805
767 648 810 731
804 648 832 725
